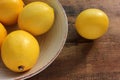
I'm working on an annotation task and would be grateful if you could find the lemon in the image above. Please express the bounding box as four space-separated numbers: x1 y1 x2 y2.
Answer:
75 9 109 39
18 1 55 36
1 30 40 72
0 0 24 25
0 23 7 46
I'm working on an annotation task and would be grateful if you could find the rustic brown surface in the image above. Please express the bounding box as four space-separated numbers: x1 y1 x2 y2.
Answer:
28 0 120 80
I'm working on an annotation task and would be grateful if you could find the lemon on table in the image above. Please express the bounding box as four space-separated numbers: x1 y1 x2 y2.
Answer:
18 1 55 36
0 23 7 46
75 9 109 39
0 0 24 25
1 30 40 72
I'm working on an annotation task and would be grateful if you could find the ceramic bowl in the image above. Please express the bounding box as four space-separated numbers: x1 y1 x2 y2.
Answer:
0 0 68 79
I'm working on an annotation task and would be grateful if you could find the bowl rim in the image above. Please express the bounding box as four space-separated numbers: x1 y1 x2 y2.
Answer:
15 0 68 80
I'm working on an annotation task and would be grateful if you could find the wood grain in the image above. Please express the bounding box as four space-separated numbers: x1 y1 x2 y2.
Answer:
27 0 120 80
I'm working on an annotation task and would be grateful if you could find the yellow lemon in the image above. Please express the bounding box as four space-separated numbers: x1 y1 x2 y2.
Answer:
0 23 7 46
1 30 40 72
75 9 109 39
0 0 24 25
18 1 55 36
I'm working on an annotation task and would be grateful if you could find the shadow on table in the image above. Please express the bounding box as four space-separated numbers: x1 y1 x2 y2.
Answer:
28 41 94 80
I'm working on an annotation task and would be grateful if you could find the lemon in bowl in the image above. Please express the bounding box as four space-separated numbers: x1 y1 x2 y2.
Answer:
1 30 40 72
18 2 55 36
0 0 68 80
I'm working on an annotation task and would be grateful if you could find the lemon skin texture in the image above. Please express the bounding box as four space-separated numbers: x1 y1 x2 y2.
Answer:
0 23 7 47
0 0 24 25
18 2 55 36
75 9 109 39
1 30 40 72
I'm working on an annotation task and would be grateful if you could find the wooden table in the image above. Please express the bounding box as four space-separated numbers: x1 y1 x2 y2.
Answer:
28 0 120 80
